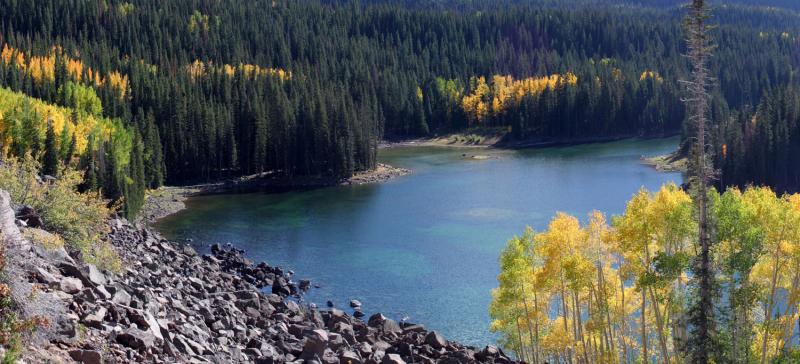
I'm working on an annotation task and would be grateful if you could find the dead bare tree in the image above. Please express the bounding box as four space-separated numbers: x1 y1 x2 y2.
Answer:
682 0 717 363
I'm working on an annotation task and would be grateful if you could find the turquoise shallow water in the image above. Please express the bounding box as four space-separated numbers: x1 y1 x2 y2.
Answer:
155 137 682 347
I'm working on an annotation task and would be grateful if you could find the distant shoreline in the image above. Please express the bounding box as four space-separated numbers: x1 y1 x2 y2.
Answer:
141 133 680 225
382 130 680 150
138 163 411 225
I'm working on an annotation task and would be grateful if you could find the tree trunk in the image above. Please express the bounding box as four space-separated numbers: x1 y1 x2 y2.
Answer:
642 288 648 364
561 274 574 364
779 265 800 353
620 271 631 364
649 287 671 364
516 319 527 363
521 281 539 364
760 246 782 364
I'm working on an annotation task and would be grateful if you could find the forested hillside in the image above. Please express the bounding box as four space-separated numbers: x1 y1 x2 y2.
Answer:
714 88 800 193
0 0 797 216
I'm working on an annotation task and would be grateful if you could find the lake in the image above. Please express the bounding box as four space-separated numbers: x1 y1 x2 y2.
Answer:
155 137 682 348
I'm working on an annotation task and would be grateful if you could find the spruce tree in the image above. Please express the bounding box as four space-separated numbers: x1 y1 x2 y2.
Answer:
41 119 59 176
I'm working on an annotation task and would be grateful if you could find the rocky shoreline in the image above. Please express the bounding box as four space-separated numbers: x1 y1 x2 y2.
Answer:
137 164 411 225
341 164 411 186
135 187 201 225
1 190 511 363
641 154 687 173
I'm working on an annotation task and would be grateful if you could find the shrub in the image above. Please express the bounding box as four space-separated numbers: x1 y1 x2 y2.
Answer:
0 154 120 271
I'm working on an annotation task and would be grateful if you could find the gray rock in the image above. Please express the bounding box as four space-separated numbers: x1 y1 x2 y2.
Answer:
116 327 157 349
382 319 402 335
94 285 112 300
82 306 107 329
68 349 102 364
81 264 107 286
340 350 362 364
350 299 362 308
425 331 446 349
60 277 83 294
402 324 425 333
112 289 132 306
368 313 387 327
381 353 406 364
302 329 329 359
32 267 58 285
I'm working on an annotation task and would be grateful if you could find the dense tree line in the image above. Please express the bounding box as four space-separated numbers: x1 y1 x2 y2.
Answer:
0 0 797 216
714 87 800 193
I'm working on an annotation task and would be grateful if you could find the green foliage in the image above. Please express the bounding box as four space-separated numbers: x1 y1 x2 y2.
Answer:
491 184 800 363
714 88 800 193
0 0 794 191
0 87 144 218
41 121 58 176
57 81 103 118
0 155 120 271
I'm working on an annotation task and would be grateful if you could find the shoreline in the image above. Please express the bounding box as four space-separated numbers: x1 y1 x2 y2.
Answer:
1 190 511 363
141 134 680 226
641 153 687 173
383 131 680 150
138 163 411 225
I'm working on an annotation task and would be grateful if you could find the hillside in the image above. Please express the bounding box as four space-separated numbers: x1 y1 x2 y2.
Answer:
0 0 798 217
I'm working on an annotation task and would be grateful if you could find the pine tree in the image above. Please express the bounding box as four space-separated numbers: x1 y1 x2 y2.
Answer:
41 119 59 176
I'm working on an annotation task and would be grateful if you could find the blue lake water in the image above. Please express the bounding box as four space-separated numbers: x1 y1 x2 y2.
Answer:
155 137 682 347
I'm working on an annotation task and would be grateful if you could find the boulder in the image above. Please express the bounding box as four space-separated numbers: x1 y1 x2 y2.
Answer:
382 319 402 335
116 327 157 350
424 331 446 349
80 264 107 286
302 329 329 360
381 353 406 364
81 306 107 329
68 349 102 364
350 299 362 308
112 289 132 306
32 267 58 285
340 350 362 364
59 262 106 287
368 313 387 327
60 277 83 294
272 276 292 296
401 324 425 334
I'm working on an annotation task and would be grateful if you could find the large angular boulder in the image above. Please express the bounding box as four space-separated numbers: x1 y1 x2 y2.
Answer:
60 277 83 294
302 329 329 360
381 353 406 364
116 328 157 350
424 331 446 349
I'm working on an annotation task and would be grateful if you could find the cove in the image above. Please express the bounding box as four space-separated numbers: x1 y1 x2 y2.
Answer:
155 137 682 347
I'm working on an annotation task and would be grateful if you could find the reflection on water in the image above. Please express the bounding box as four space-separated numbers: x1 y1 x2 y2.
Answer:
156 137 682 347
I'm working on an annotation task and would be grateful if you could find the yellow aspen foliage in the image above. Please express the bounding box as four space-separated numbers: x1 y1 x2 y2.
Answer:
28 56 56 84
105 71 129 99
185 60 291 81
1 44 14 65
0 43 128 99
488 184 800 364
0 87 115 156
640 70 663 83
66 59 84 81
461 73 578 125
